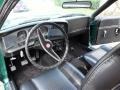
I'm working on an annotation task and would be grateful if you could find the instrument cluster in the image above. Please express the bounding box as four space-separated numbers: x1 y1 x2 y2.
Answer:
2 23 67 53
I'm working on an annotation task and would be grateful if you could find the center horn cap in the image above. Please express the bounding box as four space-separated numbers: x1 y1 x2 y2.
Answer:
45 43 51 48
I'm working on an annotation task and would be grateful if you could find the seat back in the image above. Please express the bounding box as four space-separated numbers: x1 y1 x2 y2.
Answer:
82 45 120 90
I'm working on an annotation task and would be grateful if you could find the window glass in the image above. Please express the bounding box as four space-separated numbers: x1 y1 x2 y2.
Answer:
99 0 120 16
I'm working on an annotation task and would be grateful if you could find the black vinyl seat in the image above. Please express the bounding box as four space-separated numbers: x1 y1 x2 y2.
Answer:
20 45 120 90
84 45 112 67
20 68 77 90
20 62 85 90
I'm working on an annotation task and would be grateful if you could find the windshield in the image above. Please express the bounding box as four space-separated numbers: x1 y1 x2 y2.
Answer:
1 0 100 30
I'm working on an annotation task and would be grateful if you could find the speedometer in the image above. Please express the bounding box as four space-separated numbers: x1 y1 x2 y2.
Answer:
40 26 48 35
17 30 27 41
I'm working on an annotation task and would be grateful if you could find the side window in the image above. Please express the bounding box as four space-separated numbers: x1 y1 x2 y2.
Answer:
99 0 120 16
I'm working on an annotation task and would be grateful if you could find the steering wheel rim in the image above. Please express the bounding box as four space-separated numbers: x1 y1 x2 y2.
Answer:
25 22 69 70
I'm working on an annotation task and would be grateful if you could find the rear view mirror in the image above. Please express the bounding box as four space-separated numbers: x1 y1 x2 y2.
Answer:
62 1 92 8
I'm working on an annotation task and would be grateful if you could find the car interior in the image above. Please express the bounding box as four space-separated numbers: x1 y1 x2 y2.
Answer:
0 0 120 90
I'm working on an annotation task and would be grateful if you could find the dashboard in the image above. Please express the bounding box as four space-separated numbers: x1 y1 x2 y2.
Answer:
2 22 67 54
0 16 90 56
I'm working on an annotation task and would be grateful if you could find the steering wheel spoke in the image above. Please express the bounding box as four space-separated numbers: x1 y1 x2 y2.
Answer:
37 28 47 45
47 48 61 61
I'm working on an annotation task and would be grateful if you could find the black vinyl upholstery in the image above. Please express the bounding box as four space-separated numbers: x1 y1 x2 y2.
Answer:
84 45 111 66
20 44 120 90
60 62 85 88
20 62 85 90
82 45 120 90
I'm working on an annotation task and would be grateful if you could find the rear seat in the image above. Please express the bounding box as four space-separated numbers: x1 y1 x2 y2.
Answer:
83 45 112 67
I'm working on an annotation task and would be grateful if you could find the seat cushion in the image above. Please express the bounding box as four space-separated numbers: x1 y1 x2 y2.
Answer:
20 68 77 90
20 62 85 90
84 45 112 67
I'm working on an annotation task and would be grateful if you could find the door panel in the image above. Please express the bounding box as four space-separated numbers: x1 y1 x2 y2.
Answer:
90 17 120 45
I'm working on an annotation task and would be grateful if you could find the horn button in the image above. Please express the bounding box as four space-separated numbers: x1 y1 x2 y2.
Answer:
45 41 53 49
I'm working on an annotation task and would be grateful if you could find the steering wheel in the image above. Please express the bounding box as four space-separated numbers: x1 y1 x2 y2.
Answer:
25 22 69 70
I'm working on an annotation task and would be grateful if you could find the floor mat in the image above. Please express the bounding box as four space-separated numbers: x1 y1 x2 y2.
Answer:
69 41 89 58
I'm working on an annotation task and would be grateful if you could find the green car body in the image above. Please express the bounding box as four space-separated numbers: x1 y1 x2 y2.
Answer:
0 0 3 7
0 49 9 90
0 1 9 89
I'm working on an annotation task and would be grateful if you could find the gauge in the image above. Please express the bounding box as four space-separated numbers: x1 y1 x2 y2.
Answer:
40 26 48 35
17 30 27 41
